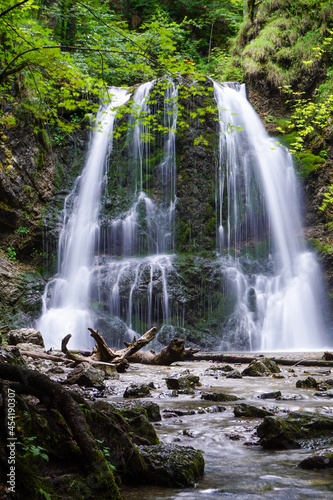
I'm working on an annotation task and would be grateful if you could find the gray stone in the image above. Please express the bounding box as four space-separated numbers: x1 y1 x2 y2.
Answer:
8 328 44 347
66 362 105 388
124 383 152 398
234 403 274 418
201 392 241 402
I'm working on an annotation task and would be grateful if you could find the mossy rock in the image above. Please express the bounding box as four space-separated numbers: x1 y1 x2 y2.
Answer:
299 450 333 469
201 392 242 402
296 376 318 389
104 400 161 422
242 358 280 377
128 414 160 445
234 403 274 418
138 444 204 487
123 383 152 398
257 411 333 449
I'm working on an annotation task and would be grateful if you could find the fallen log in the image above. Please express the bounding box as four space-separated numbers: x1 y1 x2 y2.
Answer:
129 337 200 365
88 326 157 363
19 350 73 363
192 353 333 368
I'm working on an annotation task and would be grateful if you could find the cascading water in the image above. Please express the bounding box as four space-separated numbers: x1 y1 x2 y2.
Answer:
213 81 327 351
38 78 330 352
38 88 130 349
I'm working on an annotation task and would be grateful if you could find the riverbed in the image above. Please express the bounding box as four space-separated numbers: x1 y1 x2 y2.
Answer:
108 354 333 500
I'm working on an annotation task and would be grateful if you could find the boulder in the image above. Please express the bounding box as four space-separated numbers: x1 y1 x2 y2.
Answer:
106 400 161 422
226 370 242 379
7 328 44 347
298 450 333 469
296 377 317 389
66 362 105 388
234 403 274 418
129 414 160 445
0 346 26 366
123 383 152 398
257 411 333 449
138 444 204 487
201 392 241 402
165 373 200 390
242 358 280 377
259 391 282 399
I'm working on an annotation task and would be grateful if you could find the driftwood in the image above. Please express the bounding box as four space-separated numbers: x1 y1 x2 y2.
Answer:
88 326 157 363
128 337 200 365
61 327 199 368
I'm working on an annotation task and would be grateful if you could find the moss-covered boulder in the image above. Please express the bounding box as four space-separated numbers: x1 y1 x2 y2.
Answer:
138 444 204 487
165 374 200 390
259 391 282 399
234 403 274 418
242 358 280 377
257 411 333 449
296 377 318 389
123 383 152 398
106 400 161 422
0 345 26 366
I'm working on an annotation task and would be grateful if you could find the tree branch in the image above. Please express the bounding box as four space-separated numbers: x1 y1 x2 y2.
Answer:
0 44 155 84
0 0 30 18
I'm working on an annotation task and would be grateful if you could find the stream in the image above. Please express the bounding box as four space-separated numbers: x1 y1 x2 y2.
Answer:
105 356 333 499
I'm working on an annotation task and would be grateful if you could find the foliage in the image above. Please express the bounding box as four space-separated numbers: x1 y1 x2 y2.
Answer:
229 0 333 89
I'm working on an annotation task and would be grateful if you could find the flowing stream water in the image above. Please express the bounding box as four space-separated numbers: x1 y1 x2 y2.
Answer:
38 80 329 352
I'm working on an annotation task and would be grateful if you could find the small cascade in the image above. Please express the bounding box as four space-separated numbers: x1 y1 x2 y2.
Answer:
213 81 327 350
90 80 178 342
38 88 130 349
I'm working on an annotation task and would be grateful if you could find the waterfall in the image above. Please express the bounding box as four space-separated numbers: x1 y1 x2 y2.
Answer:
38 78 329 352
213 81 327 351
38 88 130 349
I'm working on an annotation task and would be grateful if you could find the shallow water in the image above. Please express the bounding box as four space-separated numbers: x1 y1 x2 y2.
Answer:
110 356 333 499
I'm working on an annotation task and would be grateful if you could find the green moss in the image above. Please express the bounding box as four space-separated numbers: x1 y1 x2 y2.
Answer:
295 150 326 176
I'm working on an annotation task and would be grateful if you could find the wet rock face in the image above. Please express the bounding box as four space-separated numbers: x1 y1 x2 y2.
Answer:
0 257 45 327
257 411 333 449
138 444 205 487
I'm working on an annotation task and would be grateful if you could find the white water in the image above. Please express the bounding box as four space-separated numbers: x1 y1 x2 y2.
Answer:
213 81 327 351
38 80 329 351
38 88 130 349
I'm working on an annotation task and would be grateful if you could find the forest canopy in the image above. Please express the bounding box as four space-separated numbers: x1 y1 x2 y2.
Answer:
0 0 243 132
